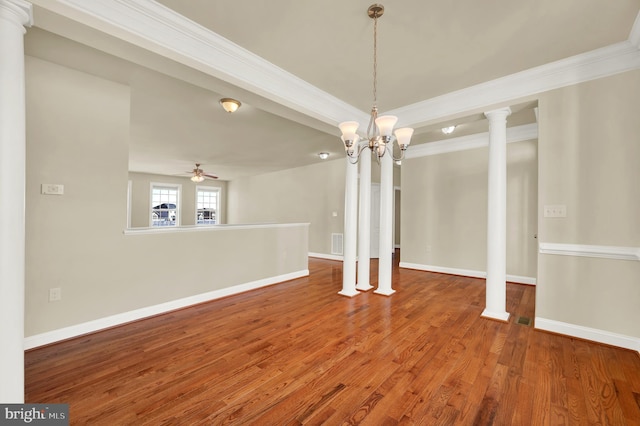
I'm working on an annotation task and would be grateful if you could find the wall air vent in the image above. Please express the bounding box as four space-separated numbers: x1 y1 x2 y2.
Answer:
331 233 343 255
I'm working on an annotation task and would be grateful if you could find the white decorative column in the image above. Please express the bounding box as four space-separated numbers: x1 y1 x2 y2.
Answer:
375 150 395 295
0 0 32 403
482 107 511 322
356 149 373 291
339 157 359 297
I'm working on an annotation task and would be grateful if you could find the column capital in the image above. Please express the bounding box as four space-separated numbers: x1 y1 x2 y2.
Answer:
484 107 512 121
0 0 33 30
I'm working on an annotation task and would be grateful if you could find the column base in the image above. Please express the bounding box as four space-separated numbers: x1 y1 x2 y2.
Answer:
338 289 360 297
356 283 374 291
373 288 396 296
481 309 510 322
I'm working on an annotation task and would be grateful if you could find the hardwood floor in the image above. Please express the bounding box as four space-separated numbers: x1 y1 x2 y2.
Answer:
25 255 640 425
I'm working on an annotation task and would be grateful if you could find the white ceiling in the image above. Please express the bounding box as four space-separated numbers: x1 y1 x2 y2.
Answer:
24 0 640 180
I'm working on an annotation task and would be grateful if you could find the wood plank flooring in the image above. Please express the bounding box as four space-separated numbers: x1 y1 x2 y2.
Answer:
25 255 640 425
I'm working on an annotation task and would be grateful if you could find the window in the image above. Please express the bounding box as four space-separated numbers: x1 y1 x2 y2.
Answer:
196 186 219 225
151 184 180 227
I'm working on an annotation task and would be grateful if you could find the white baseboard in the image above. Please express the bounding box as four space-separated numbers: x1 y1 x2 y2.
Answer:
309 252 343 261
399 262 536 285
535 317 640 353
24 269 309 350
506 274 537 285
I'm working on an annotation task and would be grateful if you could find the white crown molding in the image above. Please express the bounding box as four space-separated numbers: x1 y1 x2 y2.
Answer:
535 317 640 352
388 41 640 128
29 0 368 126
405 123 538 159
539 242 640 261
31 1 640 130
629 11 640 49
24 268 309 349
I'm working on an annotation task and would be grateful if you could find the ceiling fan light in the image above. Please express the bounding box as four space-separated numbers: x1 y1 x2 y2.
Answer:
375 115 398 137
191 175 205 183
219 98 241 113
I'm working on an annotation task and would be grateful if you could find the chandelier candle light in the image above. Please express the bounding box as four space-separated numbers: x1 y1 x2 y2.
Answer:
338 4 413 163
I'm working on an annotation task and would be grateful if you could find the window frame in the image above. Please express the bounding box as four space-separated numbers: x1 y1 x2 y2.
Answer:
195 185 220 226
149 182 182 227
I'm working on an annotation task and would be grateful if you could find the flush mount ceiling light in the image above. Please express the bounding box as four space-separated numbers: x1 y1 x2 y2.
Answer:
338 4 413 164
318 152 330 160
441 125 456 134
219 98 241 113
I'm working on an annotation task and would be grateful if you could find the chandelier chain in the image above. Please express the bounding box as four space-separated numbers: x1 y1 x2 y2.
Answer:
372 13 378 107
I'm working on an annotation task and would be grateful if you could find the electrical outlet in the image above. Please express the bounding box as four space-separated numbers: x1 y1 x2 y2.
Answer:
49 287 61 302
544 205 566 218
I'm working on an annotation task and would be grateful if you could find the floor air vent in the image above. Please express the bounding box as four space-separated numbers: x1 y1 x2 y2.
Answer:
331 233 343 255
516 316 532 326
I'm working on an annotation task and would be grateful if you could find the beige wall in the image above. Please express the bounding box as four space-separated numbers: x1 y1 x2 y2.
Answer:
401 139 538 278
128 172 227 227
228 158 346 254
227 155 401 255
25 57 308 337
537 70 640 338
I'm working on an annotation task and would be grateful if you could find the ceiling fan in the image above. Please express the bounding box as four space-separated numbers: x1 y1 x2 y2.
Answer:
188 163 218 182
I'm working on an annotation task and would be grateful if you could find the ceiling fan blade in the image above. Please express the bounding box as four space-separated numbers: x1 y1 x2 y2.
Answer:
203 173 218 179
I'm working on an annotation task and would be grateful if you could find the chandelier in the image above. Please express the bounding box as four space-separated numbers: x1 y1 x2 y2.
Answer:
338 4 413 164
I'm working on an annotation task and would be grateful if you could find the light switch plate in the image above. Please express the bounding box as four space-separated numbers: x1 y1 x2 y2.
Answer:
41 184 64 195
544 205 566 218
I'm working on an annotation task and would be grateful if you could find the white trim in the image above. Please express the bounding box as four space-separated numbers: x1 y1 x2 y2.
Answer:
1 0 33 27
535 317 640 353
400 262 485 279
539 242 640 261
30 2 640 131
399 262 536 285
309 252 343 261
481 309 510 322
404 124 538 159
29 0 367 127
124 222 309 235
24 269 309 350
389 41 640 129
